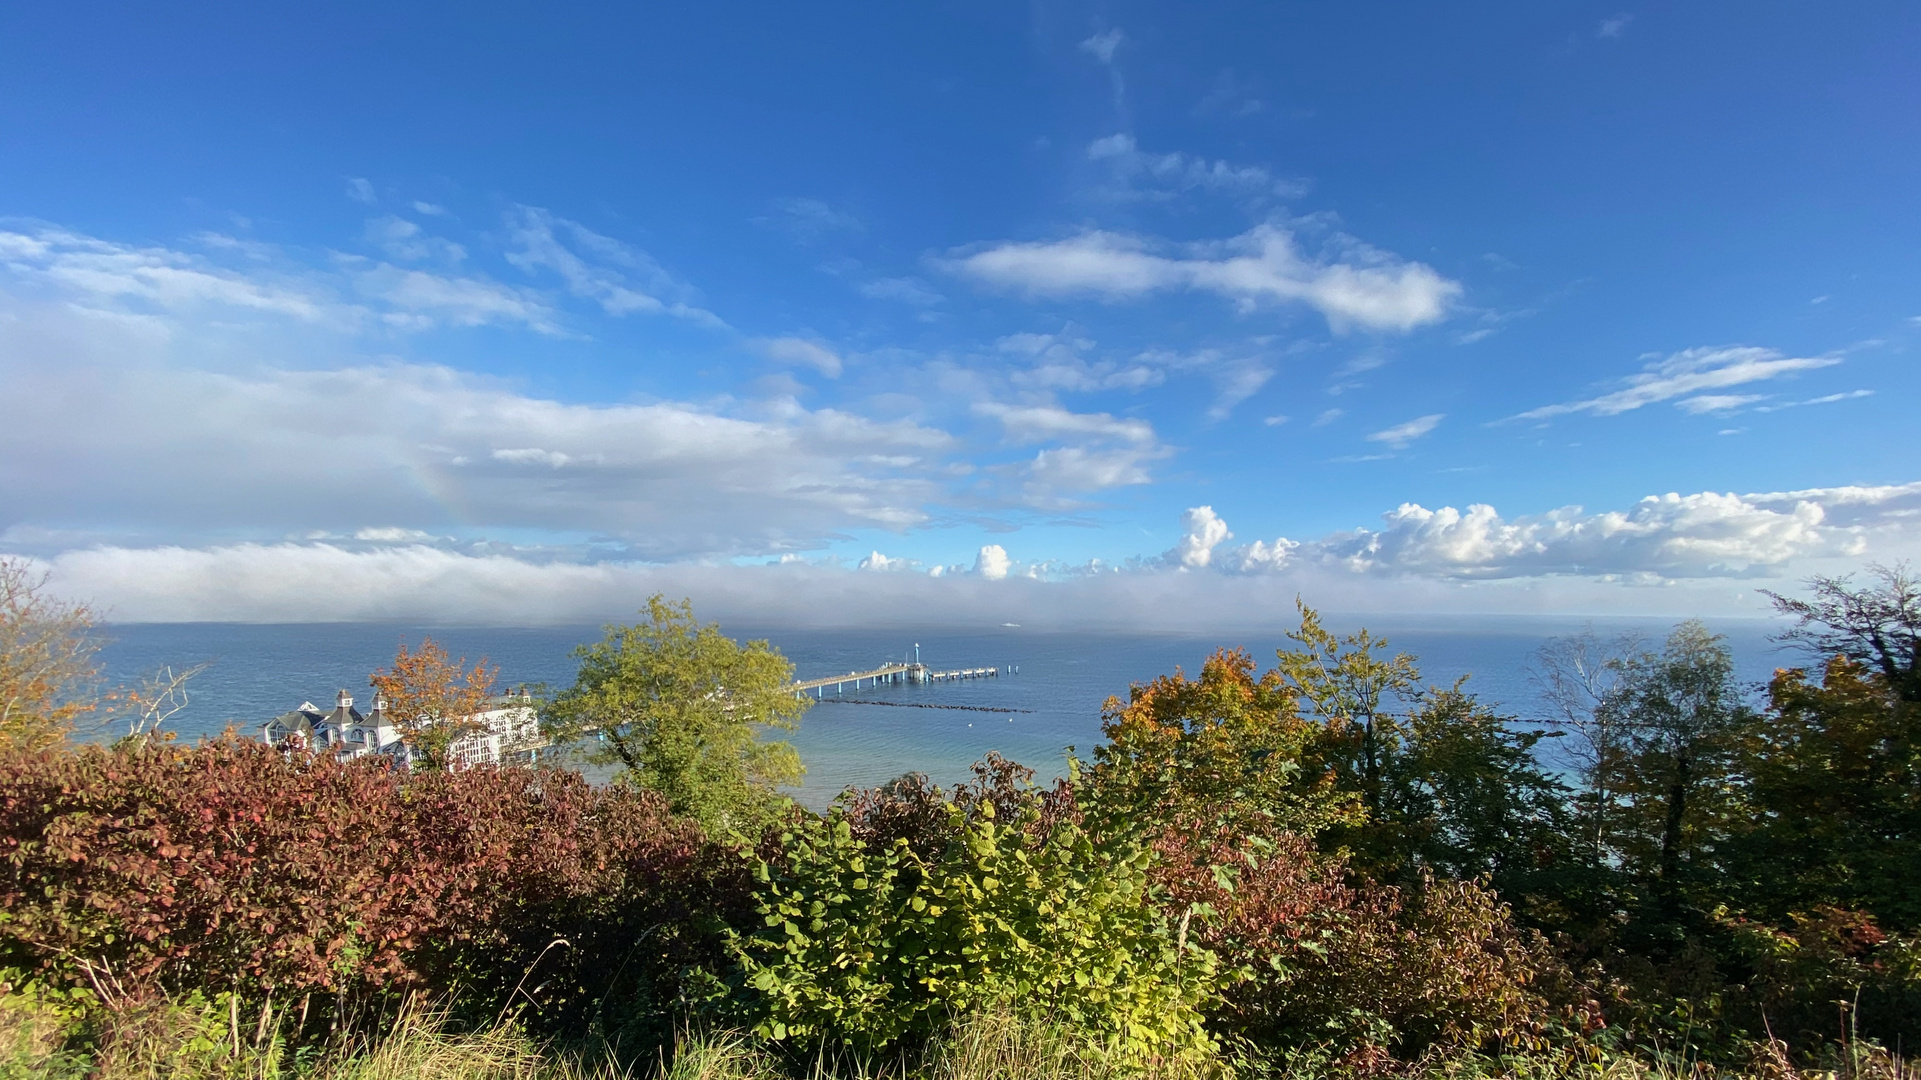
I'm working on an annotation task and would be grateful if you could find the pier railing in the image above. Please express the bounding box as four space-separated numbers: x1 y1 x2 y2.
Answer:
789 662 1004 699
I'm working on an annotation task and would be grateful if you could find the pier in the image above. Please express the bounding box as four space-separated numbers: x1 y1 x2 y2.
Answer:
789 654 1012 699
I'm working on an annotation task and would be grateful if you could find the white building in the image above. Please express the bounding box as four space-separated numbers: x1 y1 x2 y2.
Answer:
445 692 544 769
261 688 543 768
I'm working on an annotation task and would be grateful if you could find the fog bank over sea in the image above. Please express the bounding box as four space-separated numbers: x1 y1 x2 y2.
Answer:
97 616 1792 809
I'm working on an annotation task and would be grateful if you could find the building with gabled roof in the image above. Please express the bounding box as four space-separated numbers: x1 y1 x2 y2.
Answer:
261 688 404 760
261 687 543 768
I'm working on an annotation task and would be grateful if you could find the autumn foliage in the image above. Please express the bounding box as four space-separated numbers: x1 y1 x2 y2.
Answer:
0 736 748 1042
1149 820 1567 1060
368 637 500 767
0 559 102 752
3 581 1920 1072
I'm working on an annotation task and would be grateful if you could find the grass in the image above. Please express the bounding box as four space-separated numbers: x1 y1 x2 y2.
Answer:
2 989 1913 1080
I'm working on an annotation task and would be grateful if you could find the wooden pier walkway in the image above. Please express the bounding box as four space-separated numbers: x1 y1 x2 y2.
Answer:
789 661 1007 699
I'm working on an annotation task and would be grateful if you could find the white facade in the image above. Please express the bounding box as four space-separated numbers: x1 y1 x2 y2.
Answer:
261 689 542 768
444 697 543 769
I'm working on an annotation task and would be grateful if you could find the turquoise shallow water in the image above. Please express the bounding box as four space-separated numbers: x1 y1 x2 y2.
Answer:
92 617 1794 810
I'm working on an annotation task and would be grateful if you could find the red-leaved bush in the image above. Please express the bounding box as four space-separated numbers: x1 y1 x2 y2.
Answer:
1150 818 1570 1060
0 736 750 1042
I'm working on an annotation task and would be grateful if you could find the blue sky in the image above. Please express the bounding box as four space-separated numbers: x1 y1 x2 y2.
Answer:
1 1 1917 626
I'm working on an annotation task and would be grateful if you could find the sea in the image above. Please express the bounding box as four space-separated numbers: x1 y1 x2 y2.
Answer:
92 617 1798 811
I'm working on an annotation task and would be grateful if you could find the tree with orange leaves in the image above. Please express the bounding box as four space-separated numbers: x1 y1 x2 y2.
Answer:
1083 643 1360 839
370 637 499 769
0 557 103 751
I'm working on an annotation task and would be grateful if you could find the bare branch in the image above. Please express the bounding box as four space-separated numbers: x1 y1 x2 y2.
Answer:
1764 561 1921 699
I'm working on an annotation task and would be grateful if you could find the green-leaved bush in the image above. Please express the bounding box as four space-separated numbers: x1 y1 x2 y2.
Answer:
732 792 1216 1064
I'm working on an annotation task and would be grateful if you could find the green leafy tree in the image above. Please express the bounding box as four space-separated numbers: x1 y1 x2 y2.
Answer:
1726 564 1921 927
1274 605 1568 890
1603 621 1753 917
1380 686 1572 902
1728 656 1921 929
547 596 806 837
1274 603 1421 830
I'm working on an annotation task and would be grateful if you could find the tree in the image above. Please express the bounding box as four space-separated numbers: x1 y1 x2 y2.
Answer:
1088 607 1569 899
1766 562 1921 702
1728 655 1921 929
1606 621 1753 916
0 557 102 751
1381 686 1571 902
548 596 806 837
369 637 499 768
1272 609 1569 890
1531 627 1642 871
1273 603 1421 828
1082 646 1360 841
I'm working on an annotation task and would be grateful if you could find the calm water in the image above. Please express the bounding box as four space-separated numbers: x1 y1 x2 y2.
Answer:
93 617 1795 810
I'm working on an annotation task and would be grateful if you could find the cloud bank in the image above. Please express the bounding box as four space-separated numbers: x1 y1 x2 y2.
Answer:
1168 483 1920 581
27 482 1920 627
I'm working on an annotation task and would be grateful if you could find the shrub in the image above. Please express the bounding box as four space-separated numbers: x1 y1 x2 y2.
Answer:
732 768 1216 1065
0 976 91 1079
0 737 748 1048
1149 819 1564 1059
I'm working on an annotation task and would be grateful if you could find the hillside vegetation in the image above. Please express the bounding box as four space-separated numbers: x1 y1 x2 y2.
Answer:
2 559 1917 1079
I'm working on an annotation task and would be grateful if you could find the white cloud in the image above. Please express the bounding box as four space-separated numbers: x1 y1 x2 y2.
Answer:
1741 481 1921 519
1515 346 1840 420
766 198 863 242
0 305 961 559
353 527 438 542
1220 537 1299 574
973 544 1012 580
1001 332 1163 393
350 262 559 334
1315 494 1845 579
491 447 601 469
1598 13 1633 38
975 403 1156 446
1085 134 1307 201
1206 361 1275 420
858 550 904 571
0 220 579 337
1366 413 1444 448
1313 408 1345 427
1025 446 1158 493
346 178 377 204
0 223 330 321
505 205 726 327
22 483 1921 627
1079 29 1123 63
757 336 845 378
1166 505 1231 569
1754 389 1874 413
1174 483 1921 584
1676 393 1766 414
1194 69 1266 118
364 215 466 263
948 223 1460 333
972 400 1167 499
